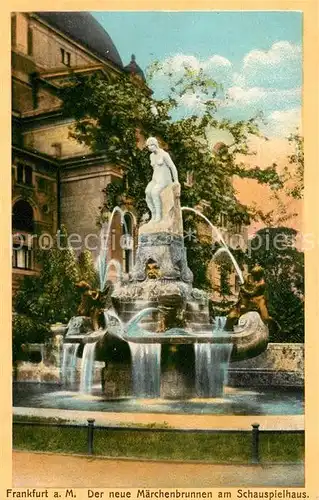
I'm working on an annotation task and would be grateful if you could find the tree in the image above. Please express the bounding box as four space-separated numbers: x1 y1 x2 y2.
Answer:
61 70 283 222
284 131 304 200
249 130 304 227
14 227 80 324
247 227 304 342
13 226 82 361
77 250 99 288
60 68 286 288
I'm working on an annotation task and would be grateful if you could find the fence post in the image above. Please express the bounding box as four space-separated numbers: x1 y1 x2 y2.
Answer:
251 423 260 464
87 418 95 455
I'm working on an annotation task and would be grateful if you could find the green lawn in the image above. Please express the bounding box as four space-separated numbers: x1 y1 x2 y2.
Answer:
12 419 304 464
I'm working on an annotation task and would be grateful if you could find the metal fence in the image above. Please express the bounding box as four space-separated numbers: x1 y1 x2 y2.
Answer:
13 419 304 464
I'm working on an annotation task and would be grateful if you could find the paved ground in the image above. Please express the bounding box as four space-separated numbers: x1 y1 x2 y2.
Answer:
13 407 304 430
13 451 304 488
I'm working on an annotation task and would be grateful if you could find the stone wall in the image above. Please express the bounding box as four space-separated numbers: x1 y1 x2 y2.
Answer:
31 17 96 70
228 343 304 387
14 342 61 384
60 166 110 256
23 121 91 158
60 166 132 273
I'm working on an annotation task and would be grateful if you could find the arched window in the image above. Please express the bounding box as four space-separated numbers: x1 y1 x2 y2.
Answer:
122 213 134 274
12 200 34 232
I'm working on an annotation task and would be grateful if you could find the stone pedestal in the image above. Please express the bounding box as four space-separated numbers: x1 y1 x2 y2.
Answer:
140 183 183 236
131 183 193 283
161 368 195 399
132 233 193 282
102 363 132 397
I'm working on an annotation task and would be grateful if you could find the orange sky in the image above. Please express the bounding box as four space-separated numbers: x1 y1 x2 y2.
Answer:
234 135 303 236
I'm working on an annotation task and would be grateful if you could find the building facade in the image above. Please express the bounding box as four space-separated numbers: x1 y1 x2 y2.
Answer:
12 12 141 292
12 11 241 301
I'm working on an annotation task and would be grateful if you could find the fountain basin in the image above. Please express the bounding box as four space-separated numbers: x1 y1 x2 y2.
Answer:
125 334 230 344
13 382 304 416
63 311 269 364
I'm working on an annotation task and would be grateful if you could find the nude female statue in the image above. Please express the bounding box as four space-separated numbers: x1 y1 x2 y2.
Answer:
145 137 180 222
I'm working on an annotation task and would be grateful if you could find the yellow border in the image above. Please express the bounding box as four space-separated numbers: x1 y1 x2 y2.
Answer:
2 1 318 496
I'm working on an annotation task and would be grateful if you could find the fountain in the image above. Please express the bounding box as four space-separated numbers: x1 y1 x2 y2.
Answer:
97 207 127 291
181 206 244 285
79 342 98 394
130 343 161 397
59 136 270 399
194 343 233 397
12 137 304 420
61 343 80 386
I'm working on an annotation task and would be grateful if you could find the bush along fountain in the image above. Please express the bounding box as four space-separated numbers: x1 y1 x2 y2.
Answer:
62 137 270 399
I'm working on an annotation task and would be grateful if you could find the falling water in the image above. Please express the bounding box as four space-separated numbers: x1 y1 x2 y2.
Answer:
214 316 227 332
126 307 158 332
181 206 244 284
97 222 109 291
97 206 128 291
79 342 97 394
61 343 80 386
104 307 158 340
194 315 232 397
129 343 161 397
194 343 233 397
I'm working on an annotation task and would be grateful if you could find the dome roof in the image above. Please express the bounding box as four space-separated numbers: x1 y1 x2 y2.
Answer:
35 12 123 68
124 54 146 81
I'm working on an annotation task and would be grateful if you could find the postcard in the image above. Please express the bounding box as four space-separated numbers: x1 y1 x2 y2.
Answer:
1 1 318 498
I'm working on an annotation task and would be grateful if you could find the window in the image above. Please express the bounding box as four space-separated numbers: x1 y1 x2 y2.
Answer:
27 26 33 56
15 163 33 186
17 164 24 184
51 142 62 157
11 14 16 47
12 234 32 270
25 165 33 186
60 48 71 67
37 177 52 194
12 243 32 269
12 200 34 232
